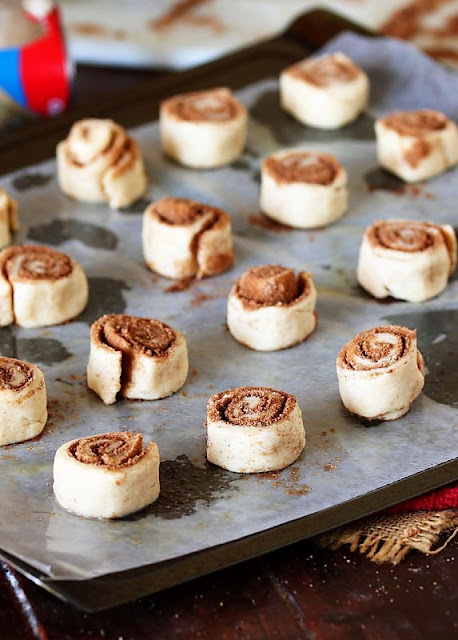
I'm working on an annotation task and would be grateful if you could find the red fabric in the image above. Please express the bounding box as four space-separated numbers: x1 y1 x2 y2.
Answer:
383 482 458 514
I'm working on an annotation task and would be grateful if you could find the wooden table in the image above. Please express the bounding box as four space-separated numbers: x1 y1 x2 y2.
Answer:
1 21 457 637
1 533 456 638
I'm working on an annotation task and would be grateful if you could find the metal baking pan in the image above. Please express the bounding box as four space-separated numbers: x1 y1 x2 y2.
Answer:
0 9 456 611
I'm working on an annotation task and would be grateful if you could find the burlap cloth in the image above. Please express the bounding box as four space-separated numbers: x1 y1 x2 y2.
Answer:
315 483 458 564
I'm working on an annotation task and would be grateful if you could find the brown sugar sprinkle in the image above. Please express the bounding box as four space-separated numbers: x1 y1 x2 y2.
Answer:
69 431 148 469
263 152 340 186
163 88 240 122
154 198 207 225
236 266 309 310
289 54 359 88
381 110 447 136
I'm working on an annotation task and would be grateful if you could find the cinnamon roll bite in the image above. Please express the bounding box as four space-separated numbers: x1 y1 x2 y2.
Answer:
0 189 19 249
375 110 458 182
206 387 305 473
260 150 348 228
280 52 369 129
142 197 234 279
0 245 88 327
358 220 457 302
160 88 247 168
227 265 317 351
337 325 425 421
0 357 47 446
57 118 147 208
87 314 188 404
53 431 160 519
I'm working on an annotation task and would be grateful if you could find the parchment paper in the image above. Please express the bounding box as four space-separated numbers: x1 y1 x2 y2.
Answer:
0 33 457 581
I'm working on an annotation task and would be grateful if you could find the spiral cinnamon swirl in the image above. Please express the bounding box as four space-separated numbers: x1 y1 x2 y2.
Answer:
87 314 188 404
53 431 160 518
142 197 234 279
227 265 317 351
0 245 88 327
0 357 47 446
57 118 147 208
160 87 247 168
375 110 458 182
357 219 457 302
206 387 305 473
0 189 19 249
260 150 348 228
336 325 425 421
280 52 369 129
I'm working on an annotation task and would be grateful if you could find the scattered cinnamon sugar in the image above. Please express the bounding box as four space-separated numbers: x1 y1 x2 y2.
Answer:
164 276 195 293
249 213 291 233
183 14 224 33
381 0 452 40
366 182 435 199
381 0 458 65
180 390 188 397
190 292 218 307
149 0 212 30
257 465 311 496
71 22 107 37
191 368 199 379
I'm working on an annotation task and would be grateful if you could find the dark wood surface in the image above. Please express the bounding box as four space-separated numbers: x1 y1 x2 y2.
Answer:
0 10 457 637
1 536 457 639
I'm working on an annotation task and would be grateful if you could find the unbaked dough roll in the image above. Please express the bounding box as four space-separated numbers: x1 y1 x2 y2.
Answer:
336 325 425 421
53 431 160 519
0 245 88 328
0 189 19 249
57 118 147 208
357 219 457 302
375 110 458 182
227 265 317 351
280 52 369 129
260 150 348 228
160 87 247 168
143 197 234 279
207 386 305 473
88 314 188 404
0 357 47 446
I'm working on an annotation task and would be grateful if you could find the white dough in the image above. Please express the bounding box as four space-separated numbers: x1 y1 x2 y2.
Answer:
207 387 305 473
160 88 247 168
260 150 348 228
53 432 160 519
357 220 457 302
0 357 47 446
57 118 147 208
337 325 425 421
375 110 458 182
280 52 369 129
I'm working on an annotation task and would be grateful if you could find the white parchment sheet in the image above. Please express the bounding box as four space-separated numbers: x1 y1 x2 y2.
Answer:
0 34 456 580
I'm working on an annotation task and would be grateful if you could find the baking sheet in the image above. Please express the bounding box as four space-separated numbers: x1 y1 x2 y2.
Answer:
0 32 457 582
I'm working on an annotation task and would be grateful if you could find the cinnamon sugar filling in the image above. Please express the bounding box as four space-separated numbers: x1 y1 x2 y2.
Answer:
208 387 295 427
97 314 175 358
0 357 33 390
381 110 447 136
163 88 240 121
289 54 359 87
369 221 439 253
236 265 309 309
264 152 339 185
154 198 215 225
2 245 73 281
338 326 415 371
69 431 148 468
